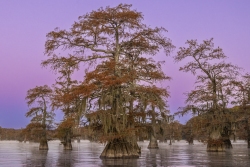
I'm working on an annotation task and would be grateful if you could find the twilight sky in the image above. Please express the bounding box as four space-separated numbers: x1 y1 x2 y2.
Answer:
0 0 250 128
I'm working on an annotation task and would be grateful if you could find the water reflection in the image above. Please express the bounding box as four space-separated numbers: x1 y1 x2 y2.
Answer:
26 149 48 167
0 140 250 166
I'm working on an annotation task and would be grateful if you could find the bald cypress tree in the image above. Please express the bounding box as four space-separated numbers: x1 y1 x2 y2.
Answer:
174 38 240 151
25 85 54 150
44 4 174 158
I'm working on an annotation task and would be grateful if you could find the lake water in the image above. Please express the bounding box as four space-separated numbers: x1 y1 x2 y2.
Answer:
0 140 250 167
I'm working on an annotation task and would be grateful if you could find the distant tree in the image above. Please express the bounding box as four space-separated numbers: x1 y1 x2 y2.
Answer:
161 116 182 145
55 117 75 150
21 122 44 142
182 116 209 144
44 4 174 158
25 85 54 150
42 55 86 149
174 38 240 151
231 74 250 147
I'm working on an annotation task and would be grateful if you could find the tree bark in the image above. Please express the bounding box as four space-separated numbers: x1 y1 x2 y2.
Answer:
188 136 194 145
147 127 159 149
62 133 72 150
169 135 172 145
39 130 48 150
223 137 232 149
100 138 140 159
207 129 225 152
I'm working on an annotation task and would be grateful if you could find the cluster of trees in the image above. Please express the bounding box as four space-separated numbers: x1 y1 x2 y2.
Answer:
174 39 250 151
21 4 250 159
0 127 22 140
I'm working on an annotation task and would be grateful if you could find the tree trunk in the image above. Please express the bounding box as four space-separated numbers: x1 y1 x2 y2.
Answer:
207 129 225 152
188 136 194 145
77 137 80 143
138 135 144 142
39 130 48 150
223 137 232 149
169 136 172 145
24 134 27 143
233 133 236 142
100 138 140 159
62 133 72 150
222 126 233 149
148 128 159 149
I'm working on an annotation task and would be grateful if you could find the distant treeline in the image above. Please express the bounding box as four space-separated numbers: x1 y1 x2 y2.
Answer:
0 127 22 140
0 123 247 142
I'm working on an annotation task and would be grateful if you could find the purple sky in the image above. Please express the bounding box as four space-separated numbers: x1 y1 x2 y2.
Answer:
1 1 250 128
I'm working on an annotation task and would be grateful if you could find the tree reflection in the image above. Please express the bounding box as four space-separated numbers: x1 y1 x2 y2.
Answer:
22 148 49 166
56 150 75 167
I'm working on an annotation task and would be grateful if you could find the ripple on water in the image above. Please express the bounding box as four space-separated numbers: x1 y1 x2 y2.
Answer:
0 140 250 166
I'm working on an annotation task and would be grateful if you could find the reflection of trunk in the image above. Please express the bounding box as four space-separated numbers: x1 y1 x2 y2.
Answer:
100 138 140 159
39 129 48 150
207 129 224 152
148 126 159 149
62 132 72 150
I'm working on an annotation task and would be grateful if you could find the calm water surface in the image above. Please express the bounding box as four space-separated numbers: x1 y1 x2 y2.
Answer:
0 140 250 167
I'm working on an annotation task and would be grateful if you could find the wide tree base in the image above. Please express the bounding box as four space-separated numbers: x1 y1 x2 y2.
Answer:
100 139 140 159
207 139 225 152
61 141 72 150
223 138 232 149
148 139 159 149
39 140 48 150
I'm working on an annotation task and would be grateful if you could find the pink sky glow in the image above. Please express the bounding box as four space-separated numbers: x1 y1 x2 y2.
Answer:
0 0 250 128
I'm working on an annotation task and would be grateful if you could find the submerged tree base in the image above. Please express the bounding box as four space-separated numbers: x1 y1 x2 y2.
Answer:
100 139 140 159
148 138 159 149
61 140 72 150
223 138 232 149
207 139 225 152
39 140 49 150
